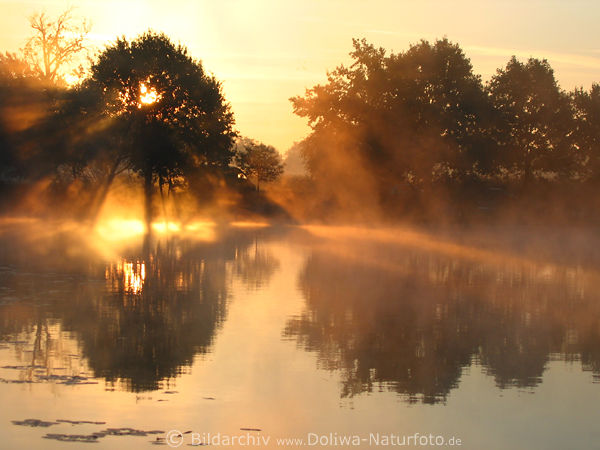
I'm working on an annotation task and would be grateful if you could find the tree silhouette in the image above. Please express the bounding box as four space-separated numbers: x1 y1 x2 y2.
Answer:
80 31 236 227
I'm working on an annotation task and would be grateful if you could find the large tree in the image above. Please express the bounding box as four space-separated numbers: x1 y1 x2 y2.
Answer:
76 31 236 227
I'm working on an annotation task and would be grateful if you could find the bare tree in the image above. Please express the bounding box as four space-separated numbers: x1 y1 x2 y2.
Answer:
22 8 90 84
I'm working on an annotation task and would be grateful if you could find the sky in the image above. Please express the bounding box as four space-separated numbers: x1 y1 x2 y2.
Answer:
0 0 599 153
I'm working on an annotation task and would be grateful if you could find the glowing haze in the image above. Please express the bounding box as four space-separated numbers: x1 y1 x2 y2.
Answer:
0 0 598 152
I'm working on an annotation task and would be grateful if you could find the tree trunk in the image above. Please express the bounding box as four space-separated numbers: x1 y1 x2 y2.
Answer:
522 148 534 187
88 160 121 225
144 167 153 233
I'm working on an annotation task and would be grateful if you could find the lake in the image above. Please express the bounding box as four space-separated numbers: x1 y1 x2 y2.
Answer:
1 219 599 449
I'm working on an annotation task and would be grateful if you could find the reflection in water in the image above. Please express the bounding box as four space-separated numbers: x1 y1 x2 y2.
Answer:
64 233 274 391
75 241 230 391
0 266 98 384
108 260 146 294
0 226 281 392
3 322 94 385
1 221 599 407
283 238 600 404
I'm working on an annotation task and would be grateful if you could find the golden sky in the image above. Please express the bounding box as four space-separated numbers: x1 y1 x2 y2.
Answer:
1 0 599 152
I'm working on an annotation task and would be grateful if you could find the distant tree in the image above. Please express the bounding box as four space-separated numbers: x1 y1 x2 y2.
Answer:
487 57 574 182
235 138 284 192
80 31 236 227
22 8 90 85
571 84 600 182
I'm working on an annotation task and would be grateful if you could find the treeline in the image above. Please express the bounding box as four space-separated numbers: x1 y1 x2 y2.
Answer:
289 38 600 224
2 25 599 225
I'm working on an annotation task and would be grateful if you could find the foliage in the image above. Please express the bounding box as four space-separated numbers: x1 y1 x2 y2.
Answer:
291 38 600 218
0 8 90 189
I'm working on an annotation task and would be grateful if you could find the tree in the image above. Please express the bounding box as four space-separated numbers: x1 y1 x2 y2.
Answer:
22 8 90 85
77 31 236 228
487 57 574 182
234 138 284 192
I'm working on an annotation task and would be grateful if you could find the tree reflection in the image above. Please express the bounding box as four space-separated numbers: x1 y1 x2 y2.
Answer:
60 233 265 391
283 240 600 403
0 226 279 392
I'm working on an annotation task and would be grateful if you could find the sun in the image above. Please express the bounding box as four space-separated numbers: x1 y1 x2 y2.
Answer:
139 83 159 105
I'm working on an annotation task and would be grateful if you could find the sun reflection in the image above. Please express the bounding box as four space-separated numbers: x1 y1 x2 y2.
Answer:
139 83 159 105
107 260 146 294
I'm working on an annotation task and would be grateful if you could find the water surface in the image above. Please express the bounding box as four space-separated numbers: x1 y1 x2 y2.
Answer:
1 221 599 449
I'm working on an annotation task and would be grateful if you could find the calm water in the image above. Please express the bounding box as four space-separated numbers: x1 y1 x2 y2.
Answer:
1 220 600 449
